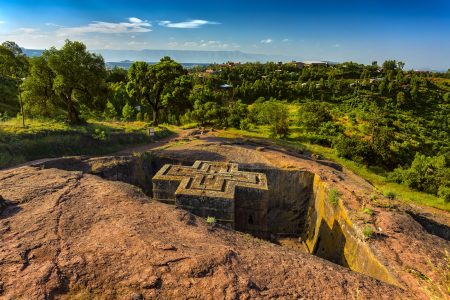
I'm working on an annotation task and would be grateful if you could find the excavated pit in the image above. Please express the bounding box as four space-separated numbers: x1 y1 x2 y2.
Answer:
32 153 397 285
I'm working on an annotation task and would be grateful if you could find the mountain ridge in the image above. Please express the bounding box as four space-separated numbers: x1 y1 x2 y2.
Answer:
22 48 299 64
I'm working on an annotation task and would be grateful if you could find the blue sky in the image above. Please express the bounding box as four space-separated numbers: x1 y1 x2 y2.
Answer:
1 0 449 69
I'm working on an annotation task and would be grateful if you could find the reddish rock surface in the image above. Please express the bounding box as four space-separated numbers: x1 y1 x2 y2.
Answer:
0 166 409 299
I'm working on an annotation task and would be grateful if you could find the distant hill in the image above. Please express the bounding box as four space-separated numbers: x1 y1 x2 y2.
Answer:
106 61 210 69
22 48 297 64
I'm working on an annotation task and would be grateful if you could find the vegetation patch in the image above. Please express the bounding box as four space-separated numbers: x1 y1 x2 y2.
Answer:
362 226 374 239
328 188 341 205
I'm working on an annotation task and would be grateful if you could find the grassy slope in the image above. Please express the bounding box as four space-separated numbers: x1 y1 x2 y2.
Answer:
0 119 173 169
219 126 450 212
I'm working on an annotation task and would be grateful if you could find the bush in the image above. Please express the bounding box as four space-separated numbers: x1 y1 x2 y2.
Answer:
251 99 290 138
92 128 107 141
438 186 450 203
103 101 117 120
362 207 374 216
362 226 374 239
389 153 450 196
298 102 332 130
189 100 227 126
384 191 397 200
121 103 135 121
328 188 341 204
333 135 373 164
240 118 253 130
206 216 216 225
226 100 248 128
317 121 343 137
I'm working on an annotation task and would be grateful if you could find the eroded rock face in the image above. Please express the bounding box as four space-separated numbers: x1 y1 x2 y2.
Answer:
0 166 409 299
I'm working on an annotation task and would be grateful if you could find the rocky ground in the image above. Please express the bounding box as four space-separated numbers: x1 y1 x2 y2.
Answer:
0 130 449 299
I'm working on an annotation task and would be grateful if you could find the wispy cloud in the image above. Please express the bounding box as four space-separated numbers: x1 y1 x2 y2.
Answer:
15 28 39 34
45 22 63 27
127 40 148 46
333 43 341 48
158 19 219 29
260 38 273 44
282 38 290 42
181 39 239 49
57 17 151 36
0 21 5 24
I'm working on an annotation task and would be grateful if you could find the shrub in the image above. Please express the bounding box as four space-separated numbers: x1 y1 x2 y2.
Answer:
92 128 107 141
206 216 216 225
363 226 374 239
298 102 332 130
226 100 248 128
189 100 227 126
438 186 450 203
384 191 397 200
333 135 373 164
104 101 117 120
240 118 253 131
251 99 290 138
317 121 343 137
121 103 135 121
389 153 450 196
362 207 374 216
328 188 341 204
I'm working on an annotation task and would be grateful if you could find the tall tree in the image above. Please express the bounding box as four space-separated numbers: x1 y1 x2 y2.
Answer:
0 41 29 125
127 57 186 126
21 52 58 117
47 40 106 124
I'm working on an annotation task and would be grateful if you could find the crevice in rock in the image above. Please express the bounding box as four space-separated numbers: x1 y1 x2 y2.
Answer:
407 211 450 241
45 175 82 299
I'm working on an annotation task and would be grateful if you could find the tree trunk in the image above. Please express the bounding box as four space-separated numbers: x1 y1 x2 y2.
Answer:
17 84 25 127
152 109 158 126
65 93 81 124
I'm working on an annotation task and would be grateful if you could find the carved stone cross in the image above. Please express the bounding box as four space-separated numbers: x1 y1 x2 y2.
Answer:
152 161 268 227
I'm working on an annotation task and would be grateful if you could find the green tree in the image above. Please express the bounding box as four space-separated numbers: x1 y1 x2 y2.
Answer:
121 102 134 121
226 100 248 128
396 91 406 107
298 102 332 130
127 57 186 126
21 53 58 118
390 153 450 197
104 101 117 120
0 41 29 125
47 40 106 124
252 99 290 137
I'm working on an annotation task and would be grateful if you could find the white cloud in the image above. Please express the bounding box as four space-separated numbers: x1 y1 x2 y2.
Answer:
127 40 148 46
183 41 199 47
282 38 290 42
158 19 219 29
168 41 179 47
57 18 152 36
0 21 5 24
45 22 63 27
128 17 143 23
17 28 38 34
260 38 273 44
333 43 341 48
180 40 239 49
